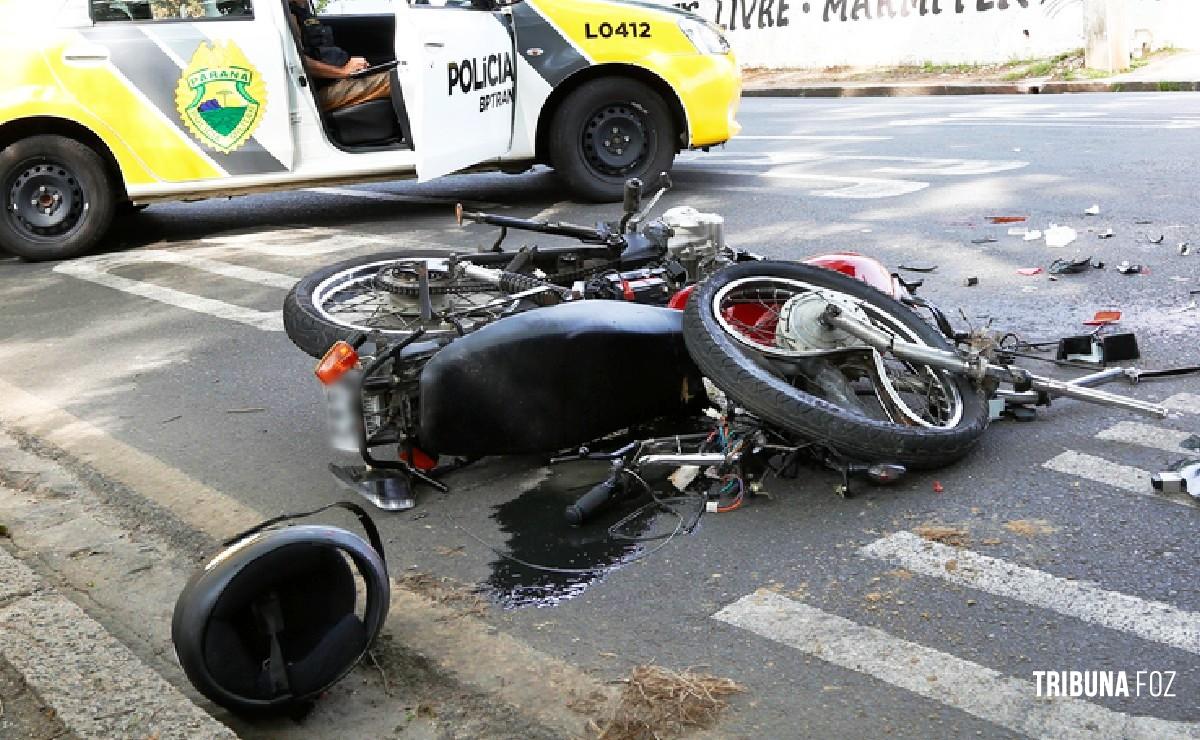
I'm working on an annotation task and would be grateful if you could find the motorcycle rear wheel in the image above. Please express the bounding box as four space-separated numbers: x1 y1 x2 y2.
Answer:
682 261 989 470
283 251 505 358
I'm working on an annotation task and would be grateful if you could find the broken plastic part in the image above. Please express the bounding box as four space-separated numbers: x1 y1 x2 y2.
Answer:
1084 310 1122 326
1150 235 1165 245
898 264 938 273
1084 204 1101 216
1116 261 1143 275
1017 267 1043 276
964 277 979 287
1045 225 1078 248
1048 256 1093 275
1098 228 1115 239
1024 230 1043 241
1150 462 1200 498
1179 243 1192 256
971 237 998 245
988 216 1027 224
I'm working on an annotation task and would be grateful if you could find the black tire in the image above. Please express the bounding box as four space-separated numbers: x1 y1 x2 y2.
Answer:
284 250 456 358
683 261 989 470
548 77 676 203
0 135 117 261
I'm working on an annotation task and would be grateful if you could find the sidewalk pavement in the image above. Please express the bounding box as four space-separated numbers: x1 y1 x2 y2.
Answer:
743 50 1200 98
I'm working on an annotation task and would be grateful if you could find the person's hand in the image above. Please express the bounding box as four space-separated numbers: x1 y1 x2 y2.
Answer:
341 57 370 77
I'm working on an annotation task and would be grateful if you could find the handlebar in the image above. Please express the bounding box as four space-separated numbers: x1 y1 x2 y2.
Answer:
456 204 610 244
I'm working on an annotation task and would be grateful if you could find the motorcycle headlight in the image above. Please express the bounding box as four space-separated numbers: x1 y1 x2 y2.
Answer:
678 18 730 55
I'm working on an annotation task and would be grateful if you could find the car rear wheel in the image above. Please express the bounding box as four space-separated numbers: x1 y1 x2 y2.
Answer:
0 135 117 262
548 77 676 203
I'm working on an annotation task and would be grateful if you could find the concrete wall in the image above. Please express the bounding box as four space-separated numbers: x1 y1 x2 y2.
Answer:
656 0 1197 69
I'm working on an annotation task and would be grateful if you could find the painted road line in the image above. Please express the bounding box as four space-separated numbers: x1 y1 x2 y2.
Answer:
860 532 1200 655
1097 422 1197 454
1042 451 1196 508
54 250 292 331
1164 393 1200 415
713 591 1199 740
55 251 286 332
0 378 613 737
732 135 894 141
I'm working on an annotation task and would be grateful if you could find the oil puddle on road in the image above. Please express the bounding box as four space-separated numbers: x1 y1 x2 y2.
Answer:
480 464 692 609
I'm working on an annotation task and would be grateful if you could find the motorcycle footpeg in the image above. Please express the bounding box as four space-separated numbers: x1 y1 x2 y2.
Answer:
329 463 416 512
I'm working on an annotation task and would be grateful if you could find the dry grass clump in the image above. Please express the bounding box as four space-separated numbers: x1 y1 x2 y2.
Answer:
914 524 970 547
590 665 744 740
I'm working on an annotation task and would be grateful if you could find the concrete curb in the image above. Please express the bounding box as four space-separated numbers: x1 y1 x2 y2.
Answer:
0 546 237 740
743 80 1200 97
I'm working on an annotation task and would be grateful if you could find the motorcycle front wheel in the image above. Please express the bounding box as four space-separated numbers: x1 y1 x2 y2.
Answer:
283 251 506 358
682 261 989 469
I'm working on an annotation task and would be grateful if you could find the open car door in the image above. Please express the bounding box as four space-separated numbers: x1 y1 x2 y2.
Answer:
395 1 516 181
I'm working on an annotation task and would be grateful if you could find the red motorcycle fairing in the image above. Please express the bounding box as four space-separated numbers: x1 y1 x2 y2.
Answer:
666 253 901 311
417 301 705 457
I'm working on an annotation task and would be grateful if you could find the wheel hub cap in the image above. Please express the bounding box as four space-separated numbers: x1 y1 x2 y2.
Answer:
584 105 648 176
8 162 85 237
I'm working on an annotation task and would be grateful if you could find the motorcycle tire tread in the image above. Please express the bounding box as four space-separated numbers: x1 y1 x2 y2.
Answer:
682 261 989 470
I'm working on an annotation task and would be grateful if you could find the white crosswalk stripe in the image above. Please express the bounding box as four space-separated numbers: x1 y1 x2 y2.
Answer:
714 591 1200 740
1041 450 1197 508
1164 393 1200 415
860 532 1200 655
1096 422 1197 454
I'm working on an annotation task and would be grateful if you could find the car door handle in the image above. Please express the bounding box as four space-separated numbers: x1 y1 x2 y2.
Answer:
62 43 110 63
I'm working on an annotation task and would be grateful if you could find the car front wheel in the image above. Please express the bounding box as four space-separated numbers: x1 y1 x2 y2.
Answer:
547 77 677 203
0 135 117 262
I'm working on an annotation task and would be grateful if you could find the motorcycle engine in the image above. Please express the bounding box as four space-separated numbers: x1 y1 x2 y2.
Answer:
661 206 728 283
775 291 872 354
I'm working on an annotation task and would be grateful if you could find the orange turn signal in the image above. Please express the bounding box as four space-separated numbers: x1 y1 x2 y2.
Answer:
315 341 359 385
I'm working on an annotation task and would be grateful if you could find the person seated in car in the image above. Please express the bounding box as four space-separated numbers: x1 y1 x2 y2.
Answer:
286 0 391 112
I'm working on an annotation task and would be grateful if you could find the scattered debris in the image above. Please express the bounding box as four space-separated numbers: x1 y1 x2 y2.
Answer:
225 407 267 414
1084 204 1101 216
161 415 183 424
1024 230 1043 241
1091 258 1105 269
971 237 998 245
964 277 979 287
932 481 945 494
1003 519 1058 537
1084 310 1122 326
1150 462 1200 499
988 216 1027 224
1008 227 1029 237
1149 234 1166 245
915 525 968 547
898 264 938 273
1017 267 1043 276
1045 225 1078 248
1097 228 1115 239
1115 261 1143 275
590 665 744 740
1048 256 1093 275
1134 219 1153 225
1180 242 1192 256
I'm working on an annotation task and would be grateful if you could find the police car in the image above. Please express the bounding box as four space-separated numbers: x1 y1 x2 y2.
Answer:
0 0 741 261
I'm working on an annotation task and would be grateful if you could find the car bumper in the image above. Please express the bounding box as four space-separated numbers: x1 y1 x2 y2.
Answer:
675 52 742 148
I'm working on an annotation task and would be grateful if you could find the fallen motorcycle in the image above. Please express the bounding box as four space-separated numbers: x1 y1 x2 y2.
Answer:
284 181 1167 518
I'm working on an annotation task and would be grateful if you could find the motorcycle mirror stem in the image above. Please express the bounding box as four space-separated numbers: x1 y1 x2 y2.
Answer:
620 178 643 233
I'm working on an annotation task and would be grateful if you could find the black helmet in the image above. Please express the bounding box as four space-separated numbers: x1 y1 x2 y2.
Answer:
172 502 389 715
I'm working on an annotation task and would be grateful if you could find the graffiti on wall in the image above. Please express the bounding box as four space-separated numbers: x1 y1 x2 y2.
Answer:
673 0 1062 32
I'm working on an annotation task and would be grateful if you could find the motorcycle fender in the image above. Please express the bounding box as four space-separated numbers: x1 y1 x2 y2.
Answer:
417 302 703 456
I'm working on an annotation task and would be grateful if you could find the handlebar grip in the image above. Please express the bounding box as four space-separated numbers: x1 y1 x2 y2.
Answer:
564 478 621 526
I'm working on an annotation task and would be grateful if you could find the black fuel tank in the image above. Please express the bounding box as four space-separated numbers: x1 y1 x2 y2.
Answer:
418 301 703 456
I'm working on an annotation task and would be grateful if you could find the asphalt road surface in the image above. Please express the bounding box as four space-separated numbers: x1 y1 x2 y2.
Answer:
3 93 1199 738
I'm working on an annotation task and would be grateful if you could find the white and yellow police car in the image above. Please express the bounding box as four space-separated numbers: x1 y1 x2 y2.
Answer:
0 0 741 260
